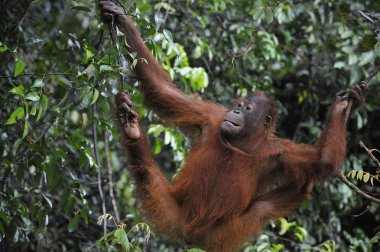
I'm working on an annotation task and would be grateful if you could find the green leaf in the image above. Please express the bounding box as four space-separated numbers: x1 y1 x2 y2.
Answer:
36 104 43 121
154 2 175 12
370 231 380 244
72 5 92 12
83 148 96 168
271 244 284 252
22 120 28 139
97 230 115 244
68 215 80 232
58 76 72 87
323 243 332 252
114 229 129 249
14 59 26 77
0 211 9 224
5 107 25 125
30 105 37 116
9 85 24 96
163 29 179 55
91 89 99 105
295 232 303 241
78 88 93 109
25 92 40 101
100 65 114 72
361 34 377 51
64 196 76 214
52 125 59 137
278 218 288 235
24 100 29 115
85 48 93 59
32 79 44 88
265 8 274 23
79 210 88 224
114 229 126 238
333 61 345 69
38 210 48 228
251 6 265 21
42 95 49 111
0 43 8 52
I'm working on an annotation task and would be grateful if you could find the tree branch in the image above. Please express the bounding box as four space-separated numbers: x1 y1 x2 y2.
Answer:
359 141 380 172
337 172 380 204
344 66 380 121
339 66 380 204
105 129 120 223
92 103 108 236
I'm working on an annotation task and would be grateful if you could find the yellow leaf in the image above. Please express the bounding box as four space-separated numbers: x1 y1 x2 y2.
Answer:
363 172 370 183
357 170 364 180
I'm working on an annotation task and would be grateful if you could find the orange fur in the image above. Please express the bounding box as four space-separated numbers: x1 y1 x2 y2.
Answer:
115 13 347 252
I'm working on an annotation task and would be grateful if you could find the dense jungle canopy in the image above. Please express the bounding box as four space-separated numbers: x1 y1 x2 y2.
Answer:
0 0 380 251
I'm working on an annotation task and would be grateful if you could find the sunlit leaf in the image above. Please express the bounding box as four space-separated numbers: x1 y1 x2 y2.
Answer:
91 89 99 104
100 65 113 72
14 59 26 77
30 105 37 116
295 232 303 241
333 61 345 69
42 95 49 111
363 172 370 183
278 218 288 235
357 170 364 180
22 120 28 139
25 92 40 101
36 104 43 121
9 85 24 96
32 79 44 88
0 43 8 52
350 170 357 179
163 29 179 55
5 107 25 125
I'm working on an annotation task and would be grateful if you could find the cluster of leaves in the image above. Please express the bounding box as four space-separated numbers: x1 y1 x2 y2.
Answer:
0 0 380 251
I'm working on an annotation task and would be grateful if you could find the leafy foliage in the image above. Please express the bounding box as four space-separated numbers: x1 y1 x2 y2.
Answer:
0 0 379 251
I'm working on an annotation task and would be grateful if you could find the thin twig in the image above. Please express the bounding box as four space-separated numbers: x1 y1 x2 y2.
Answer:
92 103 108 236
107 7 128 90
359 141 380 172
0 72 70 78
350 206 369 217
105 129 120 223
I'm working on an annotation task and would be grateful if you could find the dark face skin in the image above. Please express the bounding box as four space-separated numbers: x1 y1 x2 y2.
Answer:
220 93 273 141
